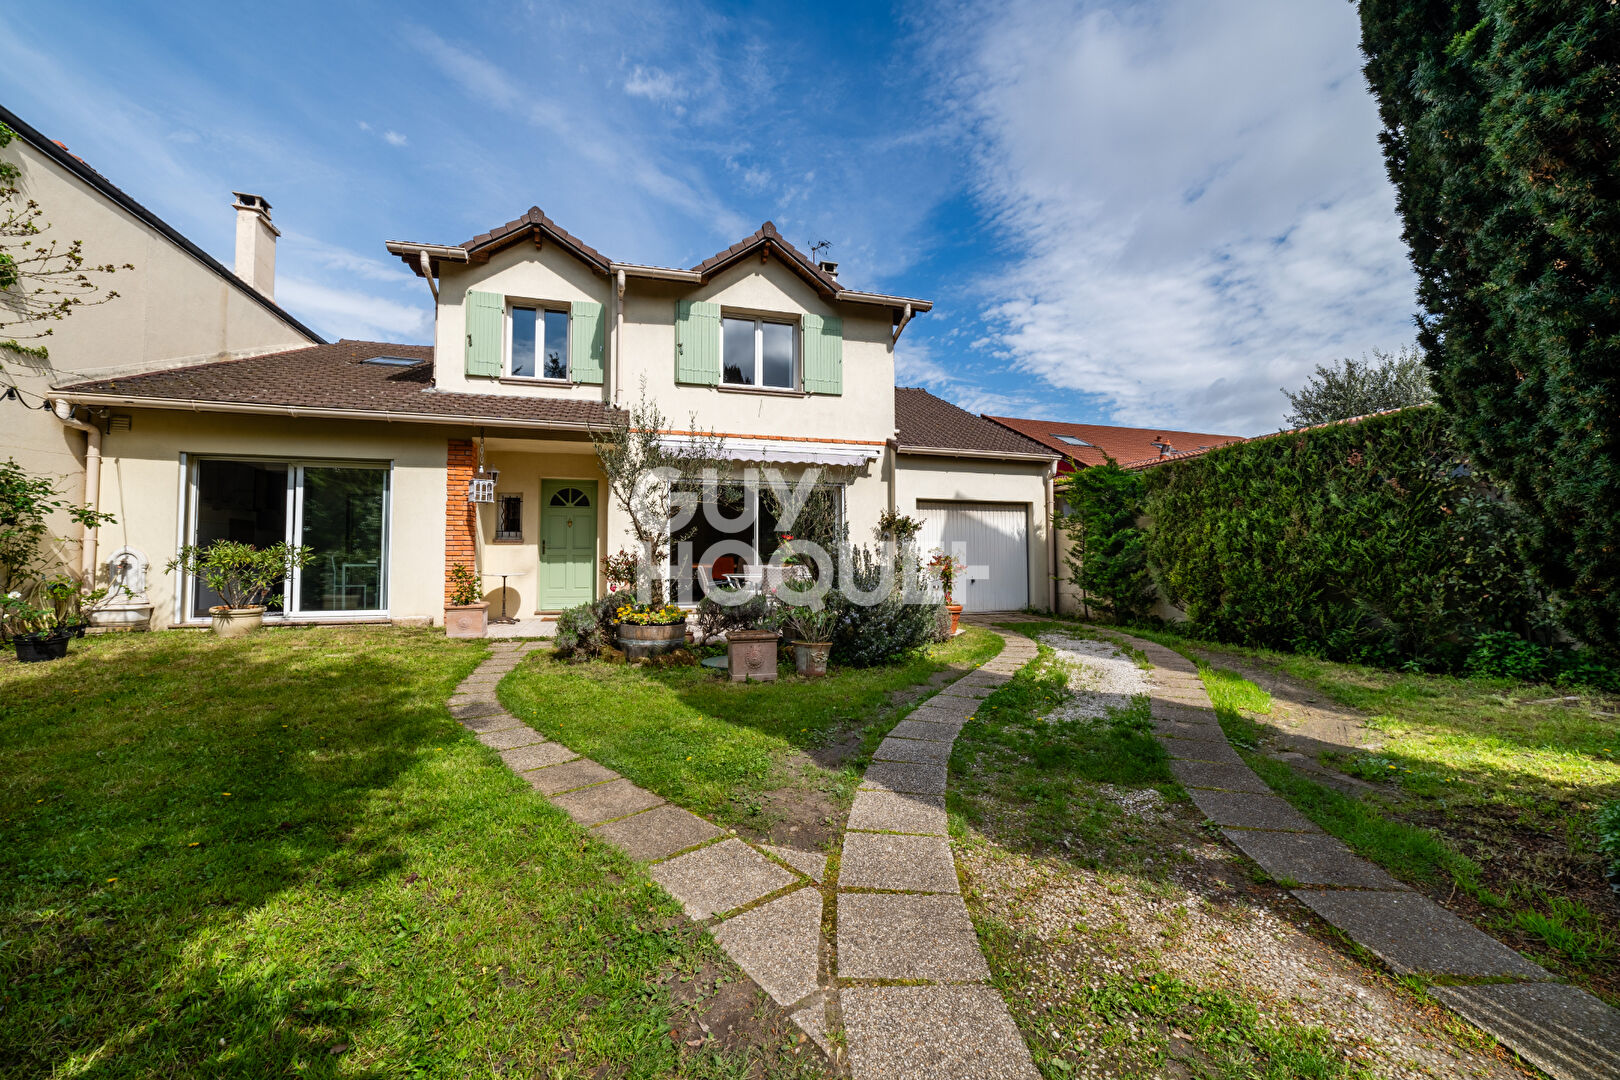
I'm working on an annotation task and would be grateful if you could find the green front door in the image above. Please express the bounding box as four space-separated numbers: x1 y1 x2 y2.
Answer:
539 480 598 609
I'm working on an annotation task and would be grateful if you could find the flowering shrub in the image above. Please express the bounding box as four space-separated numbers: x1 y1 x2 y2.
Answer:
446 563 482 607
926 550 964 604
615 602 686 626
601 548 640 593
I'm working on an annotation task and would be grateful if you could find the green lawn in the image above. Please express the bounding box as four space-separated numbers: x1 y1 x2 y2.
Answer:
498 627 1002 835
0 628 816 1079
952 631 1374 1079
950 629 1172 864
1117 627 1620 1005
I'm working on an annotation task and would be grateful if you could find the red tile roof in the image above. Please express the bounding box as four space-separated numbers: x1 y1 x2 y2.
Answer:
54 340 619 429
982 415 1245 470
896 388 1058 459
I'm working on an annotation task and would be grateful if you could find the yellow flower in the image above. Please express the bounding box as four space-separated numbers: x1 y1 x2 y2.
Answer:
222 792 232 796
106 877 117 883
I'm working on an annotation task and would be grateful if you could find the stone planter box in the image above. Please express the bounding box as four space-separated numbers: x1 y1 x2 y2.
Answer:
445 602 488 638
727 629 780 683
618 621 686 660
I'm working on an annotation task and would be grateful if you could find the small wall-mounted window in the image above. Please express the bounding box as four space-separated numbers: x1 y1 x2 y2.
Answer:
721 315 796 389
495 494 523 542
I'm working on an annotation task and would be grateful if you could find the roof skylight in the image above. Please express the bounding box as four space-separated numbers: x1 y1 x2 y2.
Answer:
364 355 420 366
1053 434 1092 446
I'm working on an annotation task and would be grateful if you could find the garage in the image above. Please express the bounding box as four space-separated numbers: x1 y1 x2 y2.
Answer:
917 501 1030 612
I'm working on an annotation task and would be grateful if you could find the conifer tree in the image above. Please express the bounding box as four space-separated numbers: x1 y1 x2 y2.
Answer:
1357 1 1620 656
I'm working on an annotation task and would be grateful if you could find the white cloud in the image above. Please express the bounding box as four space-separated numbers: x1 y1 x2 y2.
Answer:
624 65 685 104
924 0 1418 434
383 130 408 147
276 277 432 344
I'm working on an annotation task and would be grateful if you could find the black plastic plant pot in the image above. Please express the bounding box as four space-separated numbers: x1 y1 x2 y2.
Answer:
14 632 70 663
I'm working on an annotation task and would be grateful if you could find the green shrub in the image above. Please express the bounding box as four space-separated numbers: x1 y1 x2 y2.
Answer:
1143 407 1558 671
1056 457 1155 623
694 590 769 642
553 596 618 660
828 547 936 667
1593 800 1620 886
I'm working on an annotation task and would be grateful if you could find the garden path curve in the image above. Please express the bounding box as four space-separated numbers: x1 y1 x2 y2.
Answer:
446 631 1044 1077
1086 626 1620 1080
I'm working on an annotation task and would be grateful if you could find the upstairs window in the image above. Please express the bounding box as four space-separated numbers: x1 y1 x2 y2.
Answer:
509 304 570 380
721 316 796 390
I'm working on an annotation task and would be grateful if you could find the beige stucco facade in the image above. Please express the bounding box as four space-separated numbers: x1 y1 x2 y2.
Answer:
893 453 1055 611
0 123 316 572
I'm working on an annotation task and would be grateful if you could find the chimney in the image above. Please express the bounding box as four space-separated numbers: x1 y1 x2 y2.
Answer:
818 260 839 279
232 192 279 300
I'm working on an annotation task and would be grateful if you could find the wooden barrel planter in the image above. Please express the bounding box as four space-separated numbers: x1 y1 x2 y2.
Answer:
617 621 686 660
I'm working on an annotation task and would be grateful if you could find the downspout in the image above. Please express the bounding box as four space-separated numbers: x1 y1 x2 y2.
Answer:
1045 462 1057 613
51 400 102 581
890 303 914 345
613 268 626 406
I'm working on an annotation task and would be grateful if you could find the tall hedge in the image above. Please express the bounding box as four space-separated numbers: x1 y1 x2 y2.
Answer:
1142 407 1551 669
1357 1 1620 659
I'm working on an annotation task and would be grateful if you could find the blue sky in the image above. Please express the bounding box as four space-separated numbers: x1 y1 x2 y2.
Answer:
1 1 1417 434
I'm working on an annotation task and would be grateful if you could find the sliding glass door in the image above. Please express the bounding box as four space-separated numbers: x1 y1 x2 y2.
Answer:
295 467 389 613
186 458 390 619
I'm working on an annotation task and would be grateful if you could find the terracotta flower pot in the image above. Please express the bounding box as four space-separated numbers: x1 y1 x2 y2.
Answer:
445 602 488 638
946 603 964 636
792 641 832 677
617 621 686 660
210 606 266 639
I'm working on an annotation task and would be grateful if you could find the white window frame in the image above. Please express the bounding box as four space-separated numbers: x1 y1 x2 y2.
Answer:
506 301 570 381
719 314 798 390
180 455 393 623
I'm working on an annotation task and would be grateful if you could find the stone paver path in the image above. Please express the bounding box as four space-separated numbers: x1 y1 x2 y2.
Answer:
836 625 1041 1080
451 634 1046 1075
1101 627 1620 1080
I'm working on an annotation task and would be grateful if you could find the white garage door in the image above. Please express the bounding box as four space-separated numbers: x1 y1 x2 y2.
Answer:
917 502 1029 612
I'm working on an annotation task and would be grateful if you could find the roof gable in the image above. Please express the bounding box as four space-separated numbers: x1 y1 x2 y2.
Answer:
690 221 842 297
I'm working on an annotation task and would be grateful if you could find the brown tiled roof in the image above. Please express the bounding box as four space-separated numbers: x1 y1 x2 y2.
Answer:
983 415 1245 471
691 220 843 295
54 340 618 428
461 206 611 272
895 388 1057 459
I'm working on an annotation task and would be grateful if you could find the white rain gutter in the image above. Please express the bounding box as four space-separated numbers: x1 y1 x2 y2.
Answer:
891 302 916 344
893 444 1059 464
1046 460 1058 613
613 268 626 407
50 400 102 579
50 392 615 433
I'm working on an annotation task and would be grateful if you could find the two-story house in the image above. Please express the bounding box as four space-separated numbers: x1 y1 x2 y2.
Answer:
53 207 1057 629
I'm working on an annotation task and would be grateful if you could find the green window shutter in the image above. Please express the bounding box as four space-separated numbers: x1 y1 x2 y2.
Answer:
675 299 720 385
570 300 605 384
464 290 504 377
802 313 843 394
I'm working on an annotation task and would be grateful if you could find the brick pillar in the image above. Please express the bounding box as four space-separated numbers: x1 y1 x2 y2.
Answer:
445 439 477 606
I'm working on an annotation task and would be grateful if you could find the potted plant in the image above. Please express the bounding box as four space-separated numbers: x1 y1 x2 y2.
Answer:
614 601 687 659
2 591 72 662
166 541 312 638
601 548 640 596
772 600 839 677
40 575 105 638
928 549 966 635
445 563 488 638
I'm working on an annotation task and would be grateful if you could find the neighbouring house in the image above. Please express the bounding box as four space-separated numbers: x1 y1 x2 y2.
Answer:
0 104 322 580
981 415 1245 473
49 204 1060 629
980 414 1244 615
